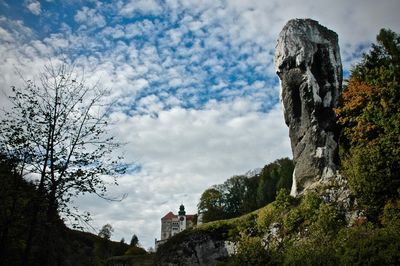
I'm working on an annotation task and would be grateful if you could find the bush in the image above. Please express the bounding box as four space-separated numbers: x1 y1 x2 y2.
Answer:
283 239 337 266
274 188 294 210
312 203 342 235
336 225 400 265
283 208 303 233
298 192 322 224
380 199 400 227
256 204 278 232
124 246 147 256
229 235 270 266
343 145 393 216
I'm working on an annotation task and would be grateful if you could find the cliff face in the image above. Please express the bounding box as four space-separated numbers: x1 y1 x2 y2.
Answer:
275 19 343 196
155 229 235 266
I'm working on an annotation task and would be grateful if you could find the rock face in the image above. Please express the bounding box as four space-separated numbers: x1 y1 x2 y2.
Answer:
155 230 236 265
275 19 343 196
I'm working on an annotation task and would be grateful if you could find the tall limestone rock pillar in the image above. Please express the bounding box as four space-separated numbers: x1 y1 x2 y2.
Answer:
275 19 342 196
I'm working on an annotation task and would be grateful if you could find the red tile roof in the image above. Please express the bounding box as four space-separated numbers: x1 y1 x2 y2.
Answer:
162 211 177 220
161 212 197 220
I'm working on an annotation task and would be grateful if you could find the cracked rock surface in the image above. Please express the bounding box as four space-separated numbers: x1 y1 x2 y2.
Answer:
275 19 343 196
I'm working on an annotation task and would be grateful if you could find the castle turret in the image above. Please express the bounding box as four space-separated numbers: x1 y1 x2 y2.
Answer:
178 204 186 232
178 204 186 215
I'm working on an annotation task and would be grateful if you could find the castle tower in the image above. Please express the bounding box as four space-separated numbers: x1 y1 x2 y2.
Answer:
178 204 186 232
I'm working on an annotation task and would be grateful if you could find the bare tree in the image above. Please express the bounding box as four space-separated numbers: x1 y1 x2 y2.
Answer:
0 62 125 264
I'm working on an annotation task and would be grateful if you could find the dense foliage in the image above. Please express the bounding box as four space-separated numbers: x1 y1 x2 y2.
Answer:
0 154 47 265
198 158 294 223
336 29 400 217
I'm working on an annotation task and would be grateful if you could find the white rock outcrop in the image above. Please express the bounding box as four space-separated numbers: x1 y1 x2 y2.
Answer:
275 19 343 196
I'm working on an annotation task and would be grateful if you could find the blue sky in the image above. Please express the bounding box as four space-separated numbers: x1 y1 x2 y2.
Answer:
1 0 399 249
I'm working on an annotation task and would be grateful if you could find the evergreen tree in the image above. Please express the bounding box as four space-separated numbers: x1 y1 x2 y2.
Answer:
130 234 139 246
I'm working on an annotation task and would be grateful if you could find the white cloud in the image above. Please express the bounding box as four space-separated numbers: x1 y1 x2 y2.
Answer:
101 25 125 39
43 33 69 49
119 0 162 17
74 6 106 28
25 0 41 15
76 101 291 247
0 26 14 42
0 16 34 42
125 20 157 38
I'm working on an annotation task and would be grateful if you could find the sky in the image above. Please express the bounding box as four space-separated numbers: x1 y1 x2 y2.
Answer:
0 0 399 249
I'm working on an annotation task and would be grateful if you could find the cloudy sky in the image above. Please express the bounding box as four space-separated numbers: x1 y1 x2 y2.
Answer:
0 0 399 249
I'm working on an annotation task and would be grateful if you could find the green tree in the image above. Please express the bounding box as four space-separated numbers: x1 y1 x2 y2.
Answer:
275 158 295 191
274 188 293 210
336 29 400 217
130 234 139 246
98 224 114 240
198 187 225 223
198 158 293 223
198 176 250 222
241 174 259 213
257 158 294 207
95 224 114 264
223 175 248 217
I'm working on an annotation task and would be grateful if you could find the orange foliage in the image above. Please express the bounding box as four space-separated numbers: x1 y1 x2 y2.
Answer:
335 78 374 124
335 78 378 144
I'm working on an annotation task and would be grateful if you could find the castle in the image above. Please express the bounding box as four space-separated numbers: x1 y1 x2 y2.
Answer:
155 205 197 249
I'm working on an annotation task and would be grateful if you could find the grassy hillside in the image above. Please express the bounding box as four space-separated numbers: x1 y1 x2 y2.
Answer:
156 189 400 265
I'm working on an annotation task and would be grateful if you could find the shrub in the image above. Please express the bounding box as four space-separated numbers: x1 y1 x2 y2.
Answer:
256 204 278 232
274 188 294 210
298 192 322 224
282 239 337 266
312 203 342 235
343 145 393 217
283 208 303 233
380 199 400 227
336 225 400 265
124 246 147 256
229 235 270 266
